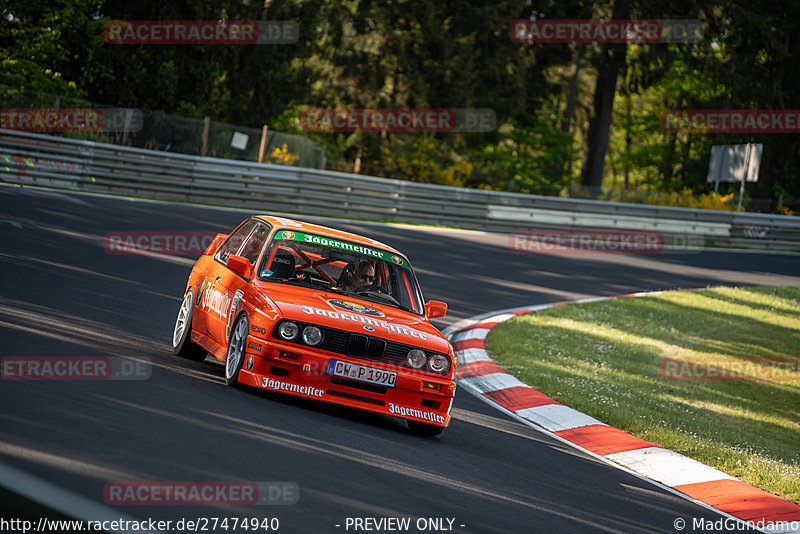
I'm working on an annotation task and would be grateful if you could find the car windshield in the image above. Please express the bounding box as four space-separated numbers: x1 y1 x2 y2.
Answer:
257 229 425 315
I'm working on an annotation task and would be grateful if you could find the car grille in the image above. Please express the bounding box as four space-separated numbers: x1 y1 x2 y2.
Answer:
329 377 388 395
346 334 387 359
273 320 428 370
325 389 385 405
330 326 406 366
317 327 349 353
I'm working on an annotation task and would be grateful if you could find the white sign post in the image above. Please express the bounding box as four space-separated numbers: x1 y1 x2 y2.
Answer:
231 132 249 151
707 143 763 210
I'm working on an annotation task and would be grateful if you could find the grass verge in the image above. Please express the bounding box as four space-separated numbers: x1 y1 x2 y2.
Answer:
486 285 800 503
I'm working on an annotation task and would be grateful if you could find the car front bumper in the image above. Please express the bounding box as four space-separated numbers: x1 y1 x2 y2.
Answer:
237 336 455 427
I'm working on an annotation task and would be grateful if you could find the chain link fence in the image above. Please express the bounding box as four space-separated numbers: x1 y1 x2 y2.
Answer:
0 85 324 168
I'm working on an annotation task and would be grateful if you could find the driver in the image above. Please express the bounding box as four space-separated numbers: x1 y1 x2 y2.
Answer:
340 260 375 292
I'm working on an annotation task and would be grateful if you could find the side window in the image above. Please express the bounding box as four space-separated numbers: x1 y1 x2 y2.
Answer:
215 220 257 265
239 223 271 266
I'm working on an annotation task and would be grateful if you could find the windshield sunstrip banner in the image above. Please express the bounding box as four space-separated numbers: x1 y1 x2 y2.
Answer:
275 230 410 269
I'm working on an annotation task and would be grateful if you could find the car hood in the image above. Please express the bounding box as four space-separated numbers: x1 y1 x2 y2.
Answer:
258 283 452 354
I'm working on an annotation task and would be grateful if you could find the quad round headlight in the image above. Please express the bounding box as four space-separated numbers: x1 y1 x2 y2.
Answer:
428 354 451 374
278 321 299 341
407 349 427 369
302 325 323 346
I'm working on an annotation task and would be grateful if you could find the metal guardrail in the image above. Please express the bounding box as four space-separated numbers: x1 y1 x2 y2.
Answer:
2 129 799 250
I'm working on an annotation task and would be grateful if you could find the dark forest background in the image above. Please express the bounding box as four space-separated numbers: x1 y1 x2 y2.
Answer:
3 0 799 212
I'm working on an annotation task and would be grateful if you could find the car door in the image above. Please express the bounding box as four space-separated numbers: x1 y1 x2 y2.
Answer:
194 219 256 341
206 219 272 346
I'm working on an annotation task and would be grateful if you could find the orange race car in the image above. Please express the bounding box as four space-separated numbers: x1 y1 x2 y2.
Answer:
171 216 456 435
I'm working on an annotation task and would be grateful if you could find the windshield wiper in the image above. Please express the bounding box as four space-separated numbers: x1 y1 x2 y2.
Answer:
355 289 400 306
322 288 418 314
353 291 419 314
275 278 329 290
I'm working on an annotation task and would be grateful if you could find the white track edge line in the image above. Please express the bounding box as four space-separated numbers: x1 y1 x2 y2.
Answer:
0 461 162 533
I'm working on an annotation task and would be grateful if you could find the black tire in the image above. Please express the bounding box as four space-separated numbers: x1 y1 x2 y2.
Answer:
172 288 207 362
224 313 249 386
407 420 445 436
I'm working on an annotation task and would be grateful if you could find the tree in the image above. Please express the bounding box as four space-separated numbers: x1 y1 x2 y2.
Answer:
580 0 629 194
1 0 109 98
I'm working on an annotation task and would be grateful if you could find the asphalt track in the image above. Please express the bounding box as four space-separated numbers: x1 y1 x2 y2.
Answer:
1 185 799 533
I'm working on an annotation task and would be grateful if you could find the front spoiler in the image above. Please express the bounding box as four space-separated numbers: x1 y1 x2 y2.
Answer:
237 346 454 428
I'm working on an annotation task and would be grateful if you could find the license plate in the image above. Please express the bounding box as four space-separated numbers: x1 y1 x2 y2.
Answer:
327 359 397 388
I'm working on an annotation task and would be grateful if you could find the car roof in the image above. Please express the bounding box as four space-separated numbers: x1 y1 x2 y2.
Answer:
254 215 403 256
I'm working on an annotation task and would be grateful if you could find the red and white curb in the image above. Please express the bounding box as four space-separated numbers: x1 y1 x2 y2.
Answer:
445 291 800 534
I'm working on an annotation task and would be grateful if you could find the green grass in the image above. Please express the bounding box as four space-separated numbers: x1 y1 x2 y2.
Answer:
486 286 800 503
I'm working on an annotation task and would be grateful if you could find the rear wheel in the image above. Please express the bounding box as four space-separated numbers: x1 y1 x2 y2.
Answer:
225 313 249 386
407 420 445 436
172 289 207 361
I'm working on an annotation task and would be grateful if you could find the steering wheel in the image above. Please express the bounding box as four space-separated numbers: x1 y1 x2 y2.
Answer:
355 285 402 307
355 283 389 295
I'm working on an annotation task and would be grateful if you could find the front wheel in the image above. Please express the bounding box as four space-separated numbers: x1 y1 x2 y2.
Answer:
172 289 207 361
225 313 249 386
407 420 445 436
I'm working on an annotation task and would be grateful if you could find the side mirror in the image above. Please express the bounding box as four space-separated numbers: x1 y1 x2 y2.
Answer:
425 300 447 319
204 233 229 256
227 255 252 279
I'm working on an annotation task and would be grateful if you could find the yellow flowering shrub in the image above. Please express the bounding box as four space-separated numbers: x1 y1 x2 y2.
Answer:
382 139 473 187
268 144 299 166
